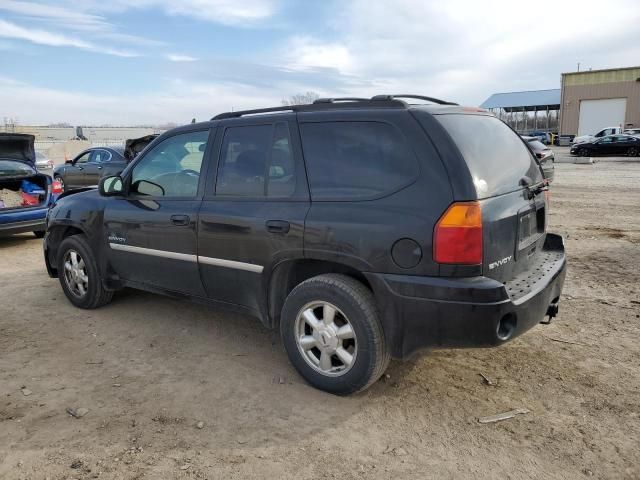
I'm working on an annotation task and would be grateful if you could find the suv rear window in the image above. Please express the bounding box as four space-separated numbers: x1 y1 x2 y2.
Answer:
299 121 418 200
435 114 542 198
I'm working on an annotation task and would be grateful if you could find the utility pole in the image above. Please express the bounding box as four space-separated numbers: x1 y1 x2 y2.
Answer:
577 62 581 72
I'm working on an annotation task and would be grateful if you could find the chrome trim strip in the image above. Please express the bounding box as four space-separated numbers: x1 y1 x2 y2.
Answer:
197 255 264 273
108 243 263 273
109 243 197 262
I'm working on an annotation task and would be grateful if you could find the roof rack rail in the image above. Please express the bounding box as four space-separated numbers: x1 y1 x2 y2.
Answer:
211 98 407 120
313 97 369 104
213 105 296 120
371 94 458 106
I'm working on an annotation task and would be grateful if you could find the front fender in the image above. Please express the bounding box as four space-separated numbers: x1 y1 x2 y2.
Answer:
45 190 107 278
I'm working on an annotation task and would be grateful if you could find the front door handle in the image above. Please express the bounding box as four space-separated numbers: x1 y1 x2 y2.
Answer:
266 220 290 234
170 214 190 226
97 166 103 170
77 166 83 170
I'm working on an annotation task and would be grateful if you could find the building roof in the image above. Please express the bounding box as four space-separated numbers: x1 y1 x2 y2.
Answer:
480 89 561 110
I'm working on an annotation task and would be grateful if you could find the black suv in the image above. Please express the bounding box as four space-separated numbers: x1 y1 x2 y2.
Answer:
43 95 567 395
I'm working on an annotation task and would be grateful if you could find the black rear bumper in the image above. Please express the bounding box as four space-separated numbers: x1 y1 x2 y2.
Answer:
366 233 567 359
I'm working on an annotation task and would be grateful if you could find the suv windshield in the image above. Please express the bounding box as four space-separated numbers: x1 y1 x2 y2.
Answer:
436 114 542 198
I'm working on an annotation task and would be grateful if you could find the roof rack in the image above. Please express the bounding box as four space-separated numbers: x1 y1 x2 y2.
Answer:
313 97 369 104
371 94 458 106
211 94 456 120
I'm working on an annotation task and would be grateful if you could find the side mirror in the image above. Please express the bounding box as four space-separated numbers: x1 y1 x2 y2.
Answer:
65 159 73 164
99 175 124 196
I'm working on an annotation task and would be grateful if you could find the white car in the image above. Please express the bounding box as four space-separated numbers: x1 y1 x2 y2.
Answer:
35 151 54 170
572 126 622 145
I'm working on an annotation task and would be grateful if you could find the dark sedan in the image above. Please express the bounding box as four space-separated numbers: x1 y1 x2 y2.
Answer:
54 147 127 192
570 134 640 157
522 136 555 182
53 135 158 192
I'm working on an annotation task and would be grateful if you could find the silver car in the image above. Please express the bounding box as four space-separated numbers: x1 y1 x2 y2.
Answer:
35 151 54 171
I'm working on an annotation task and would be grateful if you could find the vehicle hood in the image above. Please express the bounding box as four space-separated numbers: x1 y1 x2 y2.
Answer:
0 133 36 165
573 135 594 144
124 134 158 161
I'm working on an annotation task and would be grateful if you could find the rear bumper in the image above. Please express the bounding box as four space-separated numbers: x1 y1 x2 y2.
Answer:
367 233 567 359
0 209 47 236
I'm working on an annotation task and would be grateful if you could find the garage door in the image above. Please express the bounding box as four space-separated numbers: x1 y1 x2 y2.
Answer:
578 98 626 136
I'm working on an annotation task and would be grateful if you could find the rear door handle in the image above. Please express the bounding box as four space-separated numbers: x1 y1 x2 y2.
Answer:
170 214 190 226
266 220 290 234
97 166 103 170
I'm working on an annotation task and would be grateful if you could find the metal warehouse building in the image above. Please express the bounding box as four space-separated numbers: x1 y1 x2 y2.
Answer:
559 66 640 136
480 89 560 134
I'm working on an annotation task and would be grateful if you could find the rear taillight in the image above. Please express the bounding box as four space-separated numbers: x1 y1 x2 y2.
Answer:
52 180 63 194
433 202 483 265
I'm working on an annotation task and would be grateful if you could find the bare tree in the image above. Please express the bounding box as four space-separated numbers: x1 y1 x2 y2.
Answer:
281 91 320 106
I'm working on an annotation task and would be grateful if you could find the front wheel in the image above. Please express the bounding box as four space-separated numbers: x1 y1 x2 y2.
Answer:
54 175 65 192
57 234 113 309
280 274 390 395
578 147 588 157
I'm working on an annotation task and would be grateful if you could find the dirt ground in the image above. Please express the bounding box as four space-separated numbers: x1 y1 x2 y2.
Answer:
1 160 639 479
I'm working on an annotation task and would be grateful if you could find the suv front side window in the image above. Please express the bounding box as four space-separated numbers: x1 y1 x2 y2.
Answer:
130 130 209 197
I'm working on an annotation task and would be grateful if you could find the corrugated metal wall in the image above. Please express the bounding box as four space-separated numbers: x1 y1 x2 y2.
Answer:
560 68 640 135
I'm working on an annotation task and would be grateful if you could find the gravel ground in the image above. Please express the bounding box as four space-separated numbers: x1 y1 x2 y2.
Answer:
1 160 639 479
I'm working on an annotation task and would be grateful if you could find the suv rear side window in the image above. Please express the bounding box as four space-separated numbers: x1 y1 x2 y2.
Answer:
299 121 418 200
435 114 542 198
216 123 296 197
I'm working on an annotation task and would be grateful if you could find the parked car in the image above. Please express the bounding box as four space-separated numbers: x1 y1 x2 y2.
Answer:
572 126 622 145
35 151 54 171
0 133 61 237
53 136 156 192
522 136 555 182
623 128 640 137
570 134 640 157
43 95 566 395
527 131 550 144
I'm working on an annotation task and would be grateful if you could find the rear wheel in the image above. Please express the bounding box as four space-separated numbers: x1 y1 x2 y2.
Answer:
57 234 113 309
280 274 390 395
628 146 639 157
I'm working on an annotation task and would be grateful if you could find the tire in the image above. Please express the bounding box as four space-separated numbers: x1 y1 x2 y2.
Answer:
33 231 45 238
57 234 113 309
578 148 588 157
54 175 65 192
280 274 390 395
628 147 639 157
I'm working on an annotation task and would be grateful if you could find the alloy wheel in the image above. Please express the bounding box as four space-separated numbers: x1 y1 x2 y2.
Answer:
294 301 357 377
63 249 89 298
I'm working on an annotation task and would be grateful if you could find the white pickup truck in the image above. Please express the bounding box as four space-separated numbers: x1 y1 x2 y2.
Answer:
572 126 623 145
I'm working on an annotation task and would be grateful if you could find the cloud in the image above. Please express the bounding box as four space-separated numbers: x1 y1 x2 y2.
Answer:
74 0 280 26
283 36 352 73
0 76 280 125
0 1 165 47
281 0 640 105
167 54 198 62
0 19 139 56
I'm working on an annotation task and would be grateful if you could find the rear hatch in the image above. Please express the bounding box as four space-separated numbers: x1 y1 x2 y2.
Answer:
434 113 547 284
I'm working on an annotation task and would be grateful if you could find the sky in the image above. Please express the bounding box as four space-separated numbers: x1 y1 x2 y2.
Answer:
0 0 639 125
